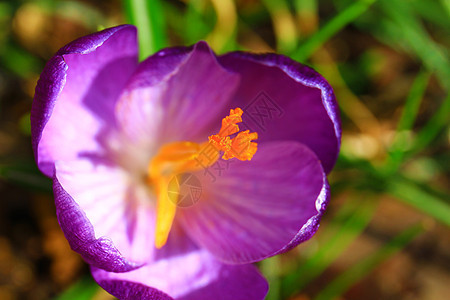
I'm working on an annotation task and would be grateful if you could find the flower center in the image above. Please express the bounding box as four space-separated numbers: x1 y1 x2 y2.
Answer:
148 108 258 248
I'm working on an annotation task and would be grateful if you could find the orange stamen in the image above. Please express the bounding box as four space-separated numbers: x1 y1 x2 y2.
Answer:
218 108 243 137
209 108 258 161
148 107 258 248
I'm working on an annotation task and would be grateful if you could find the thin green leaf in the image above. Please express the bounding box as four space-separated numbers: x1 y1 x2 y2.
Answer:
261 256 282 300
54 276 99 300
183 0 212 44
0 44 42 78
386 70 430 171
281 195 378 298
399 175 450 205
315 223 425 300
379 0 450 89
410 94 450 155
397 71 430 132
261 0 297 53
440 0 450 16
0 163 52 193
294 0 318 39
386 177 450 226
50 0 106 30
205 0 238 53
291 0 377 62
411 0 450 28
294 0 317 16
19 112 32 136
123 0 167 60
0 2 12 19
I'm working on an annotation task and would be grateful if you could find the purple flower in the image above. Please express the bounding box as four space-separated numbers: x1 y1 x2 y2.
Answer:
31 25 340 299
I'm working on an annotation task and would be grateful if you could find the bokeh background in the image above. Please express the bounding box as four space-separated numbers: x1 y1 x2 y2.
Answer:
0 0 449 299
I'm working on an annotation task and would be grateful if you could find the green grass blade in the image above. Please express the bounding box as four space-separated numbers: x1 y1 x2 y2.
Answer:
294 0 317 15
410 94 450 155
399 176 450 205
0 44 43 78
315 223 424 300
335 155 449 224
291 0 377 62
261 256 282 300
379 0 450 89
411 0 450 28
54 276 99 300
205 0 238 53
281 196 378 298
0 2 12 19
386 70 430 170
396 71 430 132
261 0 297 53
294 0 317 17
183 0 211 44
294 0 318 37
441 0 450 16
0 163 52 193
386 177 450 226
123 0 167 60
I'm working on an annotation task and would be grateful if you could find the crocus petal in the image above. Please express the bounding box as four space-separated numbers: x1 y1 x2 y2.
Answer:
115 41 240 155
275 175 329 254
54 158 154 271
91 225 268 300
178 141 328 264
93 280 172 300
218 52 341 173
31 25 138 177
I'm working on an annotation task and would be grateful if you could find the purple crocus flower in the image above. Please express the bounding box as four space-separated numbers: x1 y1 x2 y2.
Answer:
31 25 340 299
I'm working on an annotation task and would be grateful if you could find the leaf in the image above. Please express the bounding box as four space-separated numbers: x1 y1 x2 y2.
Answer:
385 70 430 171
262 0 297 53
0 162 52 193
315 223 425 300
386 177 450 227
261 256 282 300
54 276 99 300
281 195 378 298
378 0 450 89
124 0 167 60
291 0 377 62
410 94 450 155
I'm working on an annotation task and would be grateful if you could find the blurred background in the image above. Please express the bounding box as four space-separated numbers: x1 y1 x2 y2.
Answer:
0 0 449 299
